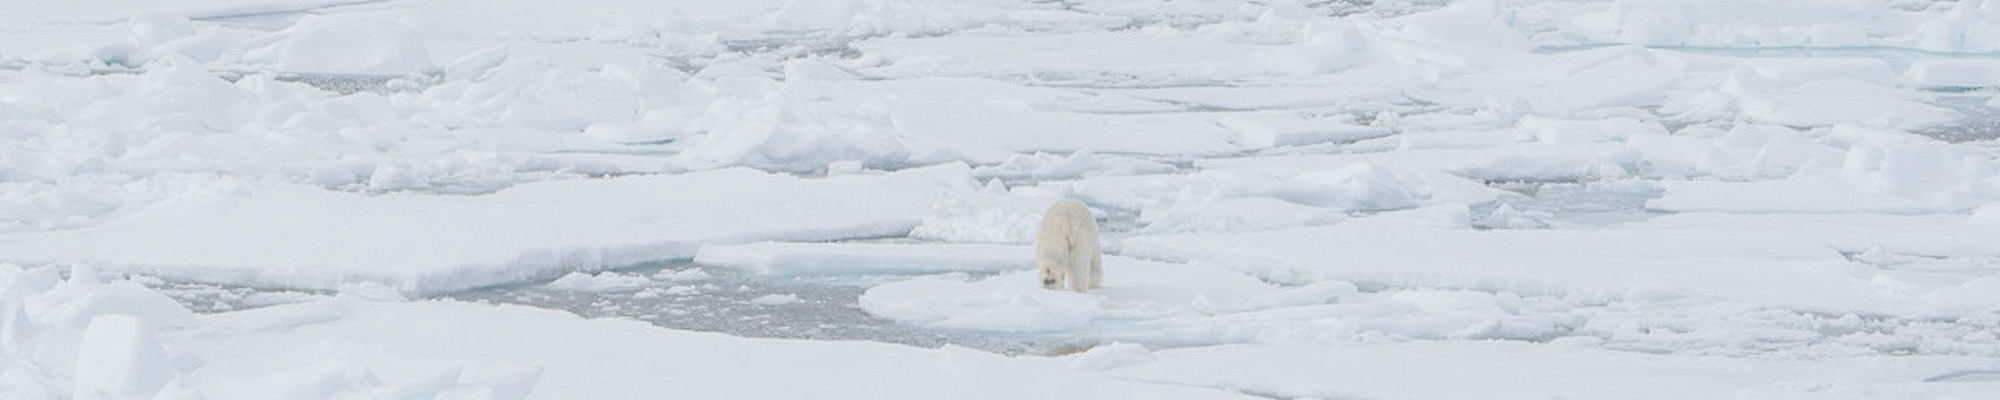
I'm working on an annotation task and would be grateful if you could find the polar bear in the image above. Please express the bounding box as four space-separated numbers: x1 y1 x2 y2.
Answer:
1036 199 1101 292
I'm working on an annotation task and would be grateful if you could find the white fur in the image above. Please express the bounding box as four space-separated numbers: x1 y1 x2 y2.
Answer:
1036 199 1101 292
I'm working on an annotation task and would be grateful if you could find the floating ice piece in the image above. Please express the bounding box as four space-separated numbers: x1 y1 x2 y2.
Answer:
749 294 804 305
695 242 1033 276
544 272 652 293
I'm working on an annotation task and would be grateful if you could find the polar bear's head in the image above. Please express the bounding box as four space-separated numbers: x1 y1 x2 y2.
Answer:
1040 266 1063 289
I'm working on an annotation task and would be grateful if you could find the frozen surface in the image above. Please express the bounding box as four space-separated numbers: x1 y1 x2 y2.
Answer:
8 0 2000 398
1110 341 2000 399
0 165 971 295
450 263 1073 356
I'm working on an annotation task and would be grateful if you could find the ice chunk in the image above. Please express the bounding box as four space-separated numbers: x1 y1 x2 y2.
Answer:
748 294 804 306
255 14 436 75
1217 116 1393 150
909 192 1057 244
74 315 173 400
1280 163 1421 211
442 45 509 81
26 275 197 331
1065 342 1156 371
652 269 711 282
544 272 652 293
1903 60 2000 89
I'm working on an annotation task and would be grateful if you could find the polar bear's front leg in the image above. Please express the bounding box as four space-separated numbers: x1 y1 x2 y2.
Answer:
1038 250 1067 290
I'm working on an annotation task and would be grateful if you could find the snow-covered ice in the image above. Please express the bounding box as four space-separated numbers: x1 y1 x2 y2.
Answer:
0 165 972 295
7 0 2000 398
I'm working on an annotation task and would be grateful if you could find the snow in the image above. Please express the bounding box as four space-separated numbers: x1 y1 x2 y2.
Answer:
177 300 1248 399
0 165 973 295
1108 341 2000 399
6 0 2000 398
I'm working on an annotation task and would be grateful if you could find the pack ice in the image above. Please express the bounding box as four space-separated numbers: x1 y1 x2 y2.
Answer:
5 0 2000 398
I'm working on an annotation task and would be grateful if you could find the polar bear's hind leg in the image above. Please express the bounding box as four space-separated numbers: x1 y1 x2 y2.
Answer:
1088 252 1102 290
1039 261 1064 289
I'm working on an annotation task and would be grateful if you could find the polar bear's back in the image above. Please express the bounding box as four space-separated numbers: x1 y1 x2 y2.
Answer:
1037 199 1098 248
